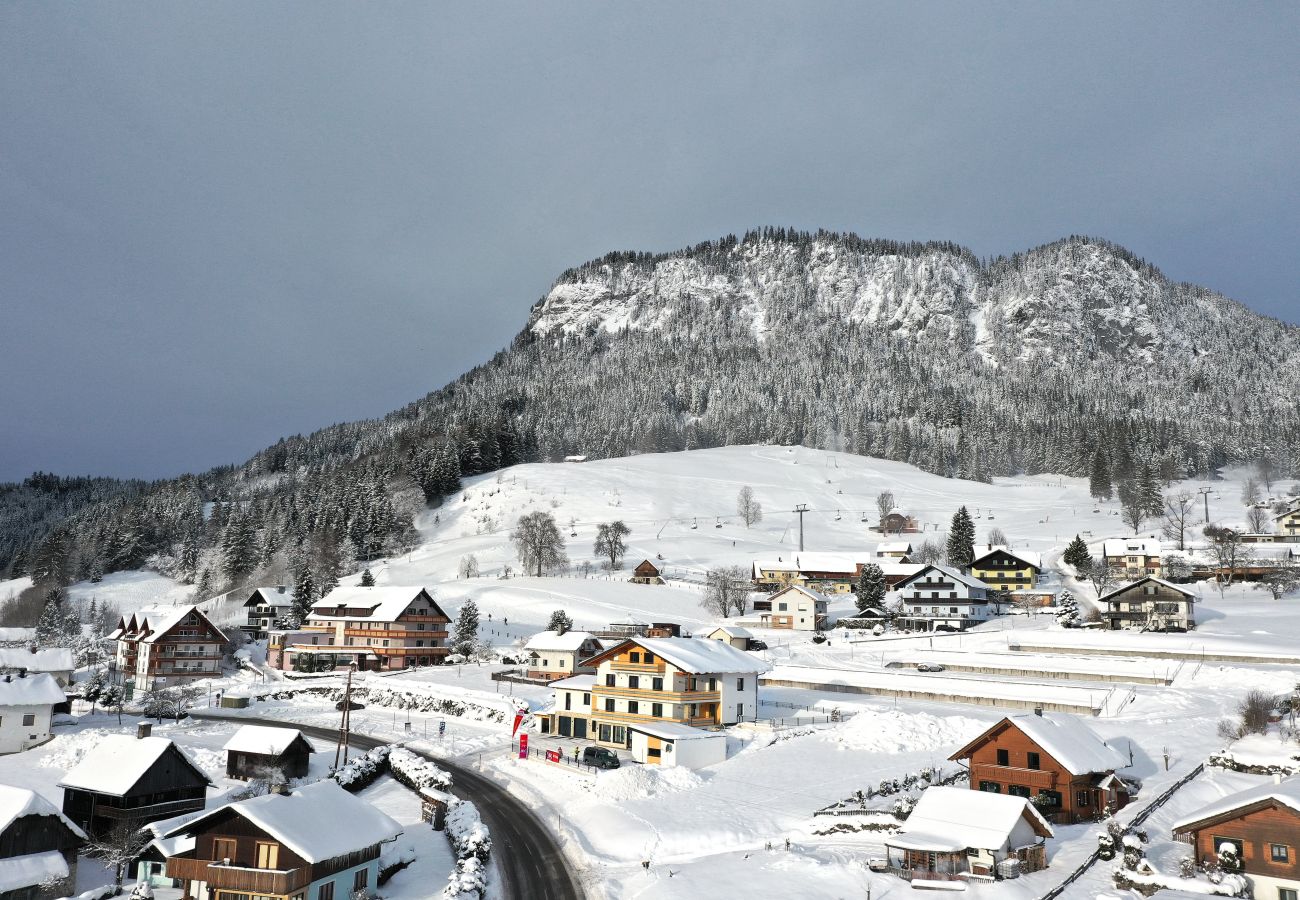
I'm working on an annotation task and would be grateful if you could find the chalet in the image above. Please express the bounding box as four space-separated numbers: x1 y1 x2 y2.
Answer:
751 584 829 631
894 565 994 632
0 785 86 900
752 554 870 594
109 605 228 692
59 731 212 836
278 586 451 672
879 508 920 535
541 637 768 762
1171 775 1300 899
1102 538 1163 578
704 625 753 650
1276 500 1300 539
521 631 602 680
751 559 799 592
948 710 1131 824
0 673 65 755
971 546 1043 593
880 561 924 590
240 586 294 640
875 542 913 561
265 628 318 670
1100 577 1196 632
157 780 401 900
628 560 664 585
223 725 314 782
884 786 1053 882
0 648 74 687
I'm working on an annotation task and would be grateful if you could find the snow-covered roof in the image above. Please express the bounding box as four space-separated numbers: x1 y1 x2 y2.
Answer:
794 552 869 573
707 625 754 639
0 850 68 894
628 720 724 741
1171 776 1300 833
162 780 401 864
973 546 1043 570
59 735 211 796
898 564 989 591
550 674 595 691
524 630 597 652
876 542 913 554
222 725 310 757
1005 713 1128 775
1102 538 1162 557
116 605 227 645
753 559 795 572
246 586 293 608
0 785 84 839
1098 576 1196 603
888 786 1052 852
879 562 924 578
308 586 438 622
609 637 770 675
0 628 35 644
0 647 74 672
0 672 65 707
770 584 833 605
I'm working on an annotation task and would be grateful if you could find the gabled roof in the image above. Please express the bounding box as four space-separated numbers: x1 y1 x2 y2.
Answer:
308 586 446 622
1171 776 1300 833
0 785 84 840
222 725 313 757
1102 538 1162 557
769 584 832 605
707 625 753 639
876 542 913 554
949 713 1127 776
161 780 401 864
58 735 213 796
972 546 1042 571
1098 576 1196 604
0 672 65 707
794 552 869 573
245 586 293 608
550 674 595 691
896 564 990 592
627 720 725 741
582 636 770 675
0 851 69 895
0 648 74 672
523 630 599 652
887 786 1052 852
112 605 227 645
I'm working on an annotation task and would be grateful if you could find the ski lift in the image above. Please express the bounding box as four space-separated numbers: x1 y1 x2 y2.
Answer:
987 515 996 521
714 517 723 529
691 517 698 530
570 528 577 537
837 489 843 495
860 511 868 523
834 509 842 521
1092 508 1101 514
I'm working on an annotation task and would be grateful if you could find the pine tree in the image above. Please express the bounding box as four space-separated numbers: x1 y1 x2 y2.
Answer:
854 563 887 614
35 588 66 647
360 568 375 587
1089 450 1113 501
547 610 573 635
1063 535 1092 571
220 512 256 586
947 507 975 569
290 558 316 626
452 599 480 657
1138 464 1163 517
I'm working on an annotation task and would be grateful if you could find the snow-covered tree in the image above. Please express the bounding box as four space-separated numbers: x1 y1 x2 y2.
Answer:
1056 590 1079 627
736 486 763 528
547 610 573 635
1089 450 1113 502
1062 535 1092 571
512 512 567 577
701 566 749 618
946 507 975 569
359 568 375 587
452 600 480 657
854 563 887 614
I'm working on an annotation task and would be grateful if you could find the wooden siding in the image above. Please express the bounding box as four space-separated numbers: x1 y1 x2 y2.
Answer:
1186 801 1300 881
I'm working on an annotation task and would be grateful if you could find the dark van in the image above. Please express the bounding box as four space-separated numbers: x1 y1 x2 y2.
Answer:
582 746 621 769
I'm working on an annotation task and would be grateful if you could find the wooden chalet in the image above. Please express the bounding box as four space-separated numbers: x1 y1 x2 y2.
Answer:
0 785 86 900
949 710 1131 824
222 725 314 782
58 730 212 836
628 560 664 585
879 509 920 535
1100 576 1196 632
970 546 1043 593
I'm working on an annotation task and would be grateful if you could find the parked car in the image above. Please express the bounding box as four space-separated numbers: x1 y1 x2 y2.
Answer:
748 639 768 651
916 663 946 673
582 746 621 770
336 699 366 711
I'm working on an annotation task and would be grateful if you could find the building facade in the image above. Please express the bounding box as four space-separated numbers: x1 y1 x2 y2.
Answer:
109 606 227 692
521 631 602 680
971 547 1042 593
0 785 86 900
751 584 828 630
894 565 994 632
0 673 64 755
240 587 294 640
1275 501 1300 539
1102 539 1163 578
1100 577 1196 631
277 587 451 672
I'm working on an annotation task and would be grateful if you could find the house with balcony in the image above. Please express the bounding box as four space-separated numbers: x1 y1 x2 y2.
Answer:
0 672 66 755
222 725 314 782
240 586 294 640
884 786 1053 882
971 546 1043 593
156 779 401 900
894 565 994 632
1275 500 1300 539
521 630 602 680
59 731 212 837
751 554 873 595
108 605 227 692
276 586 451 672
1102 538 1163 578
751 584 829 630
1100 576 1196 631
551 637 768 761
0 784 86 900
1171 775 1300 899
949 710 1131 824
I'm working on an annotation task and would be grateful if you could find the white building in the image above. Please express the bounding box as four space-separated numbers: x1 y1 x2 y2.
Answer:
752 584 830 630
0 672 65 754
1102 538 1163 578
0 647 75 687
109 606 228 690
521 631 602 680
894 564 994 632
703 625 753 649
626 721 727 769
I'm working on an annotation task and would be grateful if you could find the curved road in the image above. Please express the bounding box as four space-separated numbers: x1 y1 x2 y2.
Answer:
194 712 585 900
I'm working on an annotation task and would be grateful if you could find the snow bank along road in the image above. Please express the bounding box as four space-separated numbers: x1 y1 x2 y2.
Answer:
193 712 585 900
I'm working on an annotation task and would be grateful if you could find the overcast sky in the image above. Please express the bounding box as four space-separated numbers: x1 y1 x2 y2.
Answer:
2 3 1297 482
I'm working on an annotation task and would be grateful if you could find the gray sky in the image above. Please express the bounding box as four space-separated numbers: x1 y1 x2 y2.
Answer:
2 3 1297 482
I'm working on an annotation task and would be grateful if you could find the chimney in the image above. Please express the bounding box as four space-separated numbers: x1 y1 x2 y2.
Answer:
1034 707 1043 717
137 722 152 739
16 668 25 678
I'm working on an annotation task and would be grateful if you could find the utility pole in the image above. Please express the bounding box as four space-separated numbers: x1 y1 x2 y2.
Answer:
1197 487 1214 524
334 662 356 770
793 504 808 552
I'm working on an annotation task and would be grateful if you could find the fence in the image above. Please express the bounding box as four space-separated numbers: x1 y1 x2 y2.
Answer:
510 739 602 774
489 669 553 687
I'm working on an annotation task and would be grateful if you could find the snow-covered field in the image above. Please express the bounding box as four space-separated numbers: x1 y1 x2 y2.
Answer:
5 446 1299 899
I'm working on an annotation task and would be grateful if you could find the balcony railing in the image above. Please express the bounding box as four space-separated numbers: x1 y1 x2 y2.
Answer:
95 797 206 821
166 857 312 895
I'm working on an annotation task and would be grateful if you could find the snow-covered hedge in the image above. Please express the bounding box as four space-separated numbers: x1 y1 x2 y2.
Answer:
330 744 391 792
258 684 514 723
1207 750 1300 776
389 747 453 792
440 798 493 900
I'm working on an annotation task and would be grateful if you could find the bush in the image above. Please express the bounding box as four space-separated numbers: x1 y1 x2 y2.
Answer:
1238 690 1275 736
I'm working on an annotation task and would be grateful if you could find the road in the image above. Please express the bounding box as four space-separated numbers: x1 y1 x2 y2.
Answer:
193 711 586 900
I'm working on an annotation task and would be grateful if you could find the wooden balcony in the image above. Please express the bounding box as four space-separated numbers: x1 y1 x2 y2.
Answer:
593 686 720 703
96 797 206 821
166 857 311 895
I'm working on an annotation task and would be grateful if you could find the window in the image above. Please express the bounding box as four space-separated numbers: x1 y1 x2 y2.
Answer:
651 702 663 717
1270 843 1290 863
1027 752 1041 770
652 677 664 691
647 747 661 758
996 748 1009 766
604 699 615 712
564 694 572 711
1279 889 1298 900
213 838 237 862
737 678 745 691
1076 791 1091 808
628 701 639 714
352 869 368 891
708 678 717 691
628 676 639 689
778 603 787 611
978 781 1001 793
605 674 616 687
582 692 590 705
255 842 279 869
644 653 655 664
22 714 34 726
1037 790 1062 808
1008 785 1031 798
629 652 641 663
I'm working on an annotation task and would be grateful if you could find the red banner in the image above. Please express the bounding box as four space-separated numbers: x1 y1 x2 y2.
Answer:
518 733 528 759
545 749 560 763
511 711 524 737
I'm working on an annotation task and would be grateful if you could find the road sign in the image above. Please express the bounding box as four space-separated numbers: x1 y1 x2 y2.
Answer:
439 720 446 736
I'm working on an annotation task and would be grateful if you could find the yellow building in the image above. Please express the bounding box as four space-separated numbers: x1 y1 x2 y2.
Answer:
970 546 1043 592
